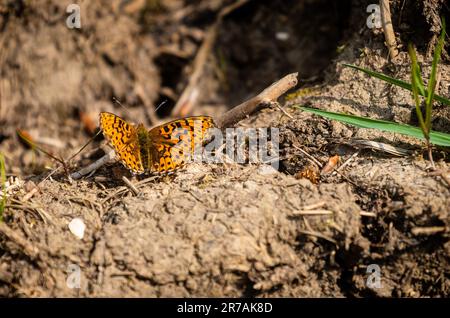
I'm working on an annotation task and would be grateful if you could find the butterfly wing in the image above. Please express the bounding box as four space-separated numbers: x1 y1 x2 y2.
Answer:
148 116 215 173
99 112 145 174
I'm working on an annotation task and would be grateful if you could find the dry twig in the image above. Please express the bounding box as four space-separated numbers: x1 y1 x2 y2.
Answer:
299 201 326 210
293 209 334 216
411 226 447 236
121 176 140 196
427 169 450 187
216 72 298 128
291 144 323 168
71 149 115 180
335 151 359 173
297 229 337 245
273 101 294 119
360 211 377 217
380 0 399 59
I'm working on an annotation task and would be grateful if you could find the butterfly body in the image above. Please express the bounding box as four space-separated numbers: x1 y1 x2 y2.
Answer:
135 123 153 171
99 112 215 175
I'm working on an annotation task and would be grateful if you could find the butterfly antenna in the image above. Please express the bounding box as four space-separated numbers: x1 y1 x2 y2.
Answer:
113 97 131 115
66 130 102 162
154 99 168 113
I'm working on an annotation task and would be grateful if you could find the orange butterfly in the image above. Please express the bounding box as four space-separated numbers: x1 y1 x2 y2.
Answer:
99 112 215 174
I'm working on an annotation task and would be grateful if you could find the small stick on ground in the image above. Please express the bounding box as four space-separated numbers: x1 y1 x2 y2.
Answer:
427 144 435 170
101 176 159 203
22 166 61 202
299 201 326 210
380 0 398 59
360 211 377 217
292 144 323 168
122 176 140 196
22 187 39 202
411 226 446 236
293 209 334 216
315 151 359 187
71 149 115 180
335 151 359 172
134 175 160 187
427 169 450 187
298 229 337 245
216 72 298 128
273 101 294 119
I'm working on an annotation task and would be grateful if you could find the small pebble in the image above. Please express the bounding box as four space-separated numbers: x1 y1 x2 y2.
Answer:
68 218 86 240
275 32 289 41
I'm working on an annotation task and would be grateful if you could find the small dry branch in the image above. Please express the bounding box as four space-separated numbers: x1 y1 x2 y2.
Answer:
380 0 398 59
70 149 115 180
215 72 298 128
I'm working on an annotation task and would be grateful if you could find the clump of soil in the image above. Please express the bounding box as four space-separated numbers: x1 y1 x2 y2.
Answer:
0 0 449 297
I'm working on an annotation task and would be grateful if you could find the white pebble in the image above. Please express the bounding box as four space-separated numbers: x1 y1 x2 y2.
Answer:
68 218 86 240
276 32 290 41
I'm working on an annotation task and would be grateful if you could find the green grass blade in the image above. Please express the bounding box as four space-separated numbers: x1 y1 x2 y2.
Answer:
425 17 446 131
414 60 426 97
408 44 428 138
409 48 426 97
343 64 450 106
0 153 6 222
295 106 450 147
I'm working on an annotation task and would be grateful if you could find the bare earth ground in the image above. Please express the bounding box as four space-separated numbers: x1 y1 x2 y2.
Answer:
0 0 449 297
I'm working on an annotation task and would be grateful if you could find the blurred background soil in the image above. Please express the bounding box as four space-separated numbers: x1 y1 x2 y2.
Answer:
0 0 449 297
